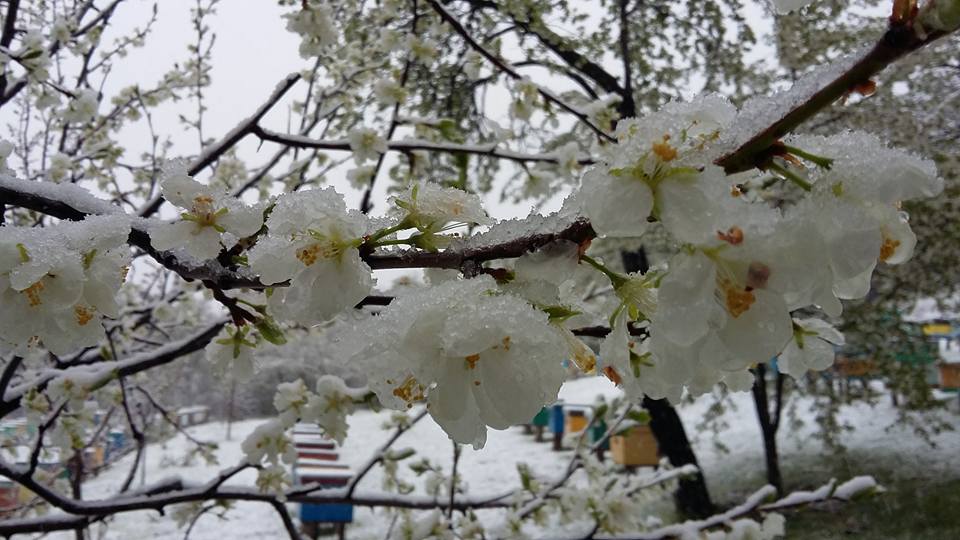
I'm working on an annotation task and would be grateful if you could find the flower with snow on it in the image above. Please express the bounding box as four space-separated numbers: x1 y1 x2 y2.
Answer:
0 229 86 355
254 464 291 498
273 378 310 427
353 276 567 449
553 141 583 178
150 164 265 261
347 127 388 164
390 182 491 240
777 132 941 306
346 165 375 189
207 325 257 379
60 89 99 123
509 77 540 121
778 318 844 379
285 1 337 58
45 153 73 183
242 418 296 466
463 50 484 80
0 215 131 355
248 188 373 325
374 77 407 106
407 35 439 64
580 94 735 238
302 375 365 444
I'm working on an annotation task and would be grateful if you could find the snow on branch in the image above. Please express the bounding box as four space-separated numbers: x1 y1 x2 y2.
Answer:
0 321 227 417
716 15 956 174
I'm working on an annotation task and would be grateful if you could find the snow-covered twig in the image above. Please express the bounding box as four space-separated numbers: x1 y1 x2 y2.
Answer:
716 17 955 174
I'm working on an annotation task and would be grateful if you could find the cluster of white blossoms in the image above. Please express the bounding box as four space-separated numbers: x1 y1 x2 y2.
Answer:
575 93 942 403
351 275 567 449
285 0 338 58
241 374 364 490
0 215 130 356
151 164 266 261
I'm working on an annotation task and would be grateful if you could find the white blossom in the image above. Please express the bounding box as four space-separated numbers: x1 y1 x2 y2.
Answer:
207 325 257 379
248 188 373 325
241 418 296 466
347 127 388 164
351 276 567 449
285 1 338 58
374 77 407 106
60 89 99 123
150 164 265 261
778 318 845 379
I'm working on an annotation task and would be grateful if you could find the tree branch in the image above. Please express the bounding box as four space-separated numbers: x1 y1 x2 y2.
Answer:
138 73 302 218
716 21 953 174
425 0 614 141
252 126 595 165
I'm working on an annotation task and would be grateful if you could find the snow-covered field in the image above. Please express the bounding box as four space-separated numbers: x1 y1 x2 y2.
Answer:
27 377 960 539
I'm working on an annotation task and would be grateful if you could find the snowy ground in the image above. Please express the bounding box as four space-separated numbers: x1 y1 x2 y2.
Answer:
23 377 960 539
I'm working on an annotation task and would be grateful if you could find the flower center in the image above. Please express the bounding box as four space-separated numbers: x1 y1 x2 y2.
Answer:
74 305 95 326
720 278 755 318
296 242 340 266
464 353 480 370
22 281 45 307
392 376 425 407
651 137 678 162
879 236 900 262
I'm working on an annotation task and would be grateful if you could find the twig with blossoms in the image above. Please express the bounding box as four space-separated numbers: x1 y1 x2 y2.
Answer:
425 0 616 142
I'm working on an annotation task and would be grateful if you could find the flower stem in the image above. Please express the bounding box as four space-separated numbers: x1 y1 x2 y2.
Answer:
581 254 628 288
767 162 813 191
783 145 834 169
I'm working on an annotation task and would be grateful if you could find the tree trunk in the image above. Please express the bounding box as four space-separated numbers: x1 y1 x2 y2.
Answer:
642 396 715 517
751 363 784 494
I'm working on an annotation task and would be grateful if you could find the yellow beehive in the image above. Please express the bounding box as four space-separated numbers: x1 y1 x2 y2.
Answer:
610 425 659 467
565 409 589 434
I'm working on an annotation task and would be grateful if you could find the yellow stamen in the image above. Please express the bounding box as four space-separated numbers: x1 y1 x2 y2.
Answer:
392 376 425 405
879 236 901 262
22 281 45 307
74 305 95 326
652 139 678 162
721 279 755 318
465 353 480 370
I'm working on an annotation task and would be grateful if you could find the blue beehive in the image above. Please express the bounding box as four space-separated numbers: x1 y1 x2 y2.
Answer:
300 502 354 523
549 403 565 434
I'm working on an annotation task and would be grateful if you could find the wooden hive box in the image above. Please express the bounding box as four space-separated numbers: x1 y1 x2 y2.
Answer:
610 425 659 467
939 362 960 389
